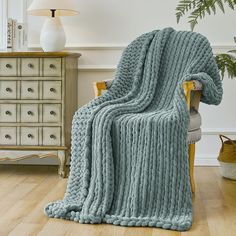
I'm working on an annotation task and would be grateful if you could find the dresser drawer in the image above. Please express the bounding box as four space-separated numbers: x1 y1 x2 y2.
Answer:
0 58 17 76
0 81 17 99
20 127 39 145
0 127 17 145
0 104 17 122
42 104 61 123
21 58 40 76
42 127 61 146
43 58 61 77
20 104 39 123
21 81 39 99
42 81 61 100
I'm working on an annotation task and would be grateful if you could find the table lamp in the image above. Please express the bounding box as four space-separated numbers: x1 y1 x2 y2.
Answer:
27 0 78 52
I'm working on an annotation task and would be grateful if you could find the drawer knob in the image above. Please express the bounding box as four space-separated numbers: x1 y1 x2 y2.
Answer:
5 111 11 115
27 134 33 138
5 134 11 139
49 64 56 69
27 88 33 92
50 111 56 115
28 63 34 68
27 111 33 115
6 87 12 92
50 134 56 139
5 64 12 69
50 88 56 92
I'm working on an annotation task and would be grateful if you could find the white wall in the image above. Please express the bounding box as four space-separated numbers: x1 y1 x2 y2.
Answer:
3 0 236 165
0 0 7 49
25 0 236 45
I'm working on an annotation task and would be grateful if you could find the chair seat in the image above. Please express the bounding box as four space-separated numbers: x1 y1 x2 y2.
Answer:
187 128 201 144
187 108 201 143
189 108 201 131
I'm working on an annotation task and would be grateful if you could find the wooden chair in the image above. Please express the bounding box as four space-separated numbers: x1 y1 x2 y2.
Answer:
93 80 202 193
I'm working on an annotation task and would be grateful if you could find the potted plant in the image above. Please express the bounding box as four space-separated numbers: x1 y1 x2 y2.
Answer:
176 0 236 78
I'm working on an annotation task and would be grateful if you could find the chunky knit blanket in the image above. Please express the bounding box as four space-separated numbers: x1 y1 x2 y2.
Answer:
45 28 222 231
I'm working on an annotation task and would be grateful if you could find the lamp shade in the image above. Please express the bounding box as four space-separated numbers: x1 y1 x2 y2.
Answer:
27 0 79 16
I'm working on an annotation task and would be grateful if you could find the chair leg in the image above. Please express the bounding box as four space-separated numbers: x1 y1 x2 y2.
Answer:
188 143 196 194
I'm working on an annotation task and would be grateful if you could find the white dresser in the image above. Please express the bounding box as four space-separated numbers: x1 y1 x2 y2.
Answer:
0 52 80 177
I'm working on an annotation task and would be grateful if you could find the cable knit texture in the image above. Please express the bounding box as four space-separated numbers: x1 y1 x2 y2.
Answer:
45 28 223 231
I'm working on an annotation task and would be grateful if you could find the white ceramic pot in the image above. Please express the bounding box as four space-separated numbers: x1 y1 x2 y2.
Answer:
40 17 66 52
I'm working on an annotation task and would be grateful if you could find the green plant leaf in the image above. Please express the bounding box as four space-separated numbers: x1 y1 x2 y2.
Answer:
175 0 236 30
226 0 234 9
228 49 236 54
215 53 236 78
216 0 225 12
210 3 216 14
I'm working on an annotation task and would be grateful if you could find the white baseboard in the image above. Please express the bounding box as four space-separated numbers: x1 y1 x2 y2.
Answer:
195 157 219 166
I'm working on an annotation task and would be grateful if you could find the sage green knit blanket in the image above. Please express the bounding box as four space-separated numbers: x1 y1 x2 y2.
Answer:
45 28 222 231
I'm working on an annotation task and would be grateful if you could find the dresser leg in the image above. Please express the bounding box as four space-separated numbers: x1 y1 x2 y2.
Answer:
58 150 67 178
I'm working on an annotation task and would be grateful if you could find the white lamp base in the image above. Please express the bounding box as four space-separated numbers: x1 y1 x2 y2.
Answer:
40 17 66 52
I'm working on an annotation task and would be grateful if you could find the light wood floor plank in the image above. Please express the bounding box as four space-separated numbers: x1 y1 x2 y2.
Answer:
0 165 235 236
8 223 42 236
23 177 67 225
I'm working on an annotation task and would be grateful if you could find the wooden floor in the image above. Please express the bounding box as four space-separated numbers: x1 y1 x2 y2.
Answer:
0 166 235 236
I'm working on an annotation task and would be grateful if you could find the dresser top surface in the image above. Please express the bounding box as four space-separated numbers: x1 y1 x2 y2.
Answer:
0 51 81 58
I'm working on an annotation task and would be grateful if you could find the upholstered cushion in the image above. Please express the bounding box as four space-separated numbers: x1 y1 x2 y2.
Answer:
187 108 201 143
187 128 201 144
188 108 201 131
